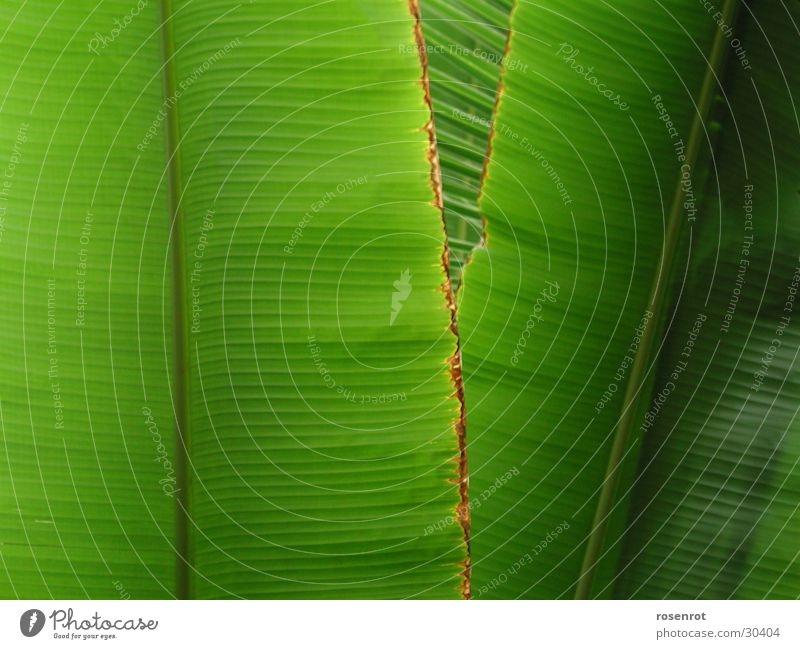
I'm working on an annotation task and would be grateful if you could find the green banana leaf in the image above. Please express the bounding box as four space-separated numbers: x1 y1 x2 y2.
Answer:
0 0 175 599
0 0 466 599
612 2 800 600
1 0 798 601
458 0 800 599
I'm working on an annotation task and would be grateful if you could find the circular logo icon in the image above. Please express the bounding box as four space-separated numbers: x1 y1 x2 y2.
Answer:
20 609 45 637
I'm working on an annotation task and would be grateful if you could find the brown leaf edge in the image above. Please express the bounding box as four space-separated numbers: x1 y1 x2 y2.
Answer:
407 0 471 599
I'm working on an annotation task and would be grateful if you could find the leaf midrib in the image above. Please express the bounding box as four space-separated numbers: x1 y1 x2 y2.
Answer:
158 0 190 600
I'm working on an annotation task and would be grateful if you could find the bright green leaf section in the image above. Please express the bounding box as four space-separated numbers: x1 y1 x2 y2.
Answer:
613 2 800 599
420 0 512 283
0 1 175 598
458 1 719 598
0 0 466 600
462 0 800 599
170 0 465 598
